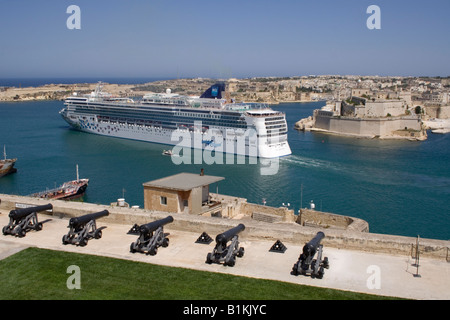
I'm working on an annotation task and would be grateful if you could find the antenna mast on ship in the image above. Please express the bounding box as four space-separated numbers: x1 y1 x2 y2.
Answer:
76 164 79 181
94 81 104 96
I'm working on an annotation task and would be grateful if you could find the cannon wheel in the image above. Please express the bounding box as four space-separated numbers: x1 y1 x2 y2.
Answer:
35 222 43 231
225 256 235 267
2 226 10 235
292 262 299 275
16 227 26 238
148 247 157 256
237 247 245 258
79 238 88 247
94 229 102 239
162 238 169 247
130 242 137 253
62 234 69 245
206 253 213 264
317 266 325 279
323 257 329 269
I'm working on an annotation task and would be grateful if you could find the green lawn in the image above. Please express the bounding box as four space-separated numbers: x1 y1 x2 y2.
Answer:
0 247 398 300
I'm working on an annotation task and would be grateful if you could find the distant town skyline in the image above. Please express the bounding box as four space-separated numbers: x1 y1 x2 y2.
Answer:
1 0 449 79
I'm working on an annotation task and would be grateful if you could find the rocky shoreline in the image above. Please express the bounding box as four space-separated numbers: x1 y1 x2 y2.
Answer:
0 78 324 104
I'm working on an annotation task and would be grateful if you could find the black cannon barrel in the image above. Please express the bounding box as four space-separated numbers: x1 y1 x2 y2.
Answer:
215 224 245 244
69 210 109 227
140 216 174 234
9 204 53 220
302 231 325 256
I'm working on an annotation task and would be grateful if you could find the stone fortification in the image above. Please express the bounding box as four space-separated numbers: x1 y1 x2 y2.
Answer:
296 97 428 141
1 194 448 261
312 111 426 140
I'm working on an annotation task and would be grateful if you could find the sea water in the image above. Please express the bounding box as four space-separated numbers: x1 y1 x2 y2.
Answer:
0 99 449 240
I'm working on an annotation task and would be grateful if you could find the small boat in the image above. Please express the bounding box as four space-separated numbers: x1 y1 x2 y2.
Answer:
162 149 173 156
0 146 17 178
30 165 89 200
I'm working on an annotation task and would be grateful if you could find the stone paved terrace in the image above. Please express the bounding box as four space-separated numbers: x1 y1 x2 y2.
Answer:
0 194 449 299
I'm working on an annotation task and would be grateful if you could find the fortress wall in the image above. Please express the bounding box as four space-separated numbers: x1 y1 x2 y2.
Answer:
239 202 295 222
314 113 423 137
425 105 450 118
298 208 369 232
1 194 448 260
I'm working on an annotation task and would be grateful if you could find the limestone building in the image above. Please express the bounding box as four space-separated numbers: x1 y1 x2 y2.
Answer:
143 171 224 215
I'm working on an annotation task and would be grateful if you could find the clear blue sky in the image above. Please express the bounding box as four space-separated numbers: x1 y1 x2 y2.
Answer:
0 0 449 79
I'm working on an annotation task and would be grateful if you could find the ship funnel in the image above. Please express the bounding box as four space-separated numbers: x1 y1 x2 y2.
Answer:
200 82 226 99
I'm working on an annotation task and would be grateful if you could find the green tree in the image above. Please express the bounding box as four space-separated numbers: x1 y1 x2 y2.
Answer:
414 106 422 115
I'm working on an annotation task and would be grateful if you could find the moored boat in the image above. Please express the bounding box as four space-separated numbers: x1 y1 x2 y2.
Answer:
30 165 89 200
0 146 17 178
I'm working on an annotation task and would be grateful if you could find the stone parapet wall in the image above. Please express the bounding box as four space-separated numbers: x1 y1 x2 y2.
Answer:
240 202 295 222
298 209 370 232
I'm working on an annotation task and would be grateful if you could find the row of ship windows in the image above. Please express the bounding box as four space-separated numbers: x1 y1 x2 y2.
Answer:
175 112 221 119
142 99 188 105
71 105 244 122
82 117 247 131
265 120 286 126
69 102 243 118
74 111 247 128
265 117 285 123
265 124 287 130
266 128 287 134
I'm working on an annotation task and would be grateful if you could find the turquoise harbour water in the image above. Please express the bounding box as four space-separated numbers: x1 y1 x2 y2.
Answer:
0 100 449 241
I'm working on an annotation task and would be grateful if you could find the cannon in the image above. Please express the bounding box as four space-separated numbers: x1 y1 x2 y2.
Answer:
292 231 329 278
206 224 245 267
130 216 174 255
2 204 52 237
62 210 109 246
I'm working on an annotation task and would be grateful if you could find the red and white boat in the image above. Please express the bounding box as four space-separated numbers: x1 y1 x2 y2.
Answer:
0 146 17 178
30 165 89 200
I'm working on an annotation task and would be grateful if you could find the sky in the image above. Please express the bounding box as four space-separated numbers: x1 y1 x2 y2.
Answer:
0 0 449 79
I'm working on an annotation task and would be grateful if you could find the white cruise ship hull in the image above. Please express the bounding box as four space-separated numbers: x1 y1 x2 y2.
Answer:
60 112 291 158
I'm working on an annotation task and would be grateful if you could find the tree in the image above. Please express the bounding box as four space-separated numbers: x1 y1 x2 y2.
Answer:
414 106 422 115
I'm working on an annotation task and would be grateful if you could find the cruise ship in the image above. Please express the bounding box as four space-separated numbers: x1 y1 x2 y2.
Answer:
59 82 291 158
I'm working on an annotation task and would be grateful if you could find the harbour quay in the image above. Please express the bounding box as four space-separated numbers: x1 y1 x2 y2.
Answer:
0 191 449 300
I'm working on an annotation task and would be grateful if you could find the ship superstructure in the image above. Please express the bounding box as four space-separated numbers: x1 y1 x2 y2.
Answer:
59 82 291 158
